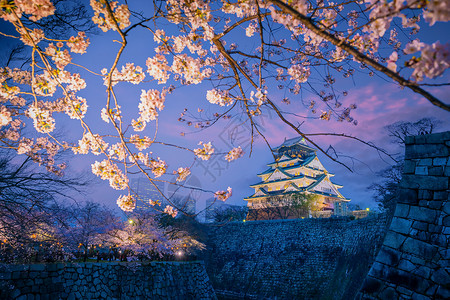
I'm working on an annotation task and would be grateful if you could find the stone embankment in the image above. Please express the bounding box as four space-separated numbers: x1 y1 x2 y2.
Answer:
0 261 217 299
205 215 389 299
359 131 450 299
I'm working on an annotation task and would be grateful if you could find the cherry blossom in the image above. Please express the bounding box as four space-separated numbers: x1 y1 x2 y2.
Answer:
90 0 130 32
214 187 232 202
387 51 398 72
67 32 90 54
15 0 55 21
0 106 11 127
164 205 178 218
194 142 214 161
150 158 167 178
130 134 152 151
117 195 136 212
225 147 244 162
173 167 191 182
206 89 233 106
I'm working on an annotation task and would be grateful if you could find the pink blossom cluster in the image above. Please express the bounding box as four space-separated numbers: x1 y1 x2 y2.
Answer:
134 89 166 131
146 55 171 84
108 143 126 161
288 64 311 84
19 28 45 46
27 106 55 133
206 89 233 106
214 187 232 202
92 159 128 190
194 141 214 161
67 32 90 54
64 96 88 120
164 205 178 218
73 132 108 156
173 167 191 182
117 195 136 212
404 41 450 81
130 134 152 151
90 0 130 32
0 106 12 127
225 146 243 162
101 63 145 86
0 0 55 22
45 44 72 70
150 158 167 178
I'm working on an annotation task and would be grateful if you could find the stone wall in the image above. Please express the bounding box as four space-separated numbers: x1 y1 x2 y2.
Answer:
0 261 216 300
359 131 450 299
205 215 389 299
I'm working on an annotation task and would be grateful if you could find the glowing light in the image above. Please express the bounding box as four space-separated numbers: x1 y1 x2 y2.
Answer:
366 208 370 211
129 219 134 224
176 251 183 256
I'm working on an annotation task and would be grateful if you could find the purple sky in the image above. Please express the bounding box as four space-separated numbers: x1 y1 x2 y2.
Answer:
1 2 449 214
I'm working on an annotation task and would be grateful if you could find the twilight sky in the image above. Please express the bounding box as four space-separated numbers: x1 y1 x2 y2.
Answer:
1 1 449 215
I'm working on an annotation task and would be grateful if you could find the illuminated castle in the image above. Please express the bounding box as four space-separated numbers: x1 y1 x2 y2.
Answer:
244 137 350 219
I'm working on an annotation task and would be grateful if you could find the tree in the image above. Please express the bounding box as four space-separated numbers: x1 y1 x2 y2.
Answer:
212 205 248 222
54 201 119 262
247 193 322 220
369 117 442 215
106 212 205 260
0 0 448 215
0 147 89 262
385 117 443 145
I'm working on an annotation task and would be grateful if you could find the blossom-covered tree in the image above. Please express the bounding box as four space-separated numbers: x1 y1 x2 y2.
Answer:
0 0 448 215
106 211 205 260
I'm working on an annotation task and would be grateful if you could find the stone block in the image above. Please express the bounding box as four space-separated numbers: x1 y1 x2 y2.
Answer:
394 204 411 218
390 217 413 235
415 135 428 145
377 246 402 265
411 221 428 231
411 292 430 300
405 136 415 145
402 237 438 260
433 157 447 166
397 286 413 296
408 206 438 223
417 159 433 166
428 131 450 143
443 215 450 227
443 202 450 215
444 166 450 177
415 166 428 175
436 285 450 299
419 190 433 200
403 160 416 174
402 175 448 191
412 266 431 279
430 268 449 286
398 259 416 272
405 144 449 159
428 166 444 176
379 287 396 299
428 200 443 209
385 268 423 292
398 188 419 204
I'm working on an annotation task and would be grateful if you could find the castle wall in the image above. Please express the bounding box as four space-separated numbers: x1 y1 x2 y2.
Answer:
204 215 389 299
0 261 216 299
358 131 450 299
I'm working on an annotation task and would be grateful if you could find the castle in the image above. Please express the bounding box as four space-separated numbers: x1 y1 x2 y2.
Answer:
244 137 350 220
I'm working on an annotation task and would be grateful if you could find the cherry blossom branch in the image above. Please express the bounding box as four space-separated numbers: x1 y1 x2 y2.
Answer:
267 0 450 112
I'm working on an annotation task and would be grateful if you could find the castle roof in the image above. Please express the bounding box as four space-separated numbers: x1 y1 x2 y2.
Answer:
245 136 349 203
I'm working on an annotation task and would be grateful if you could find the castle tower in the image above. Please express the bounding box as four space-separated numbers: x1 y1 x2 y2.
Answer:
244 137 350 220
